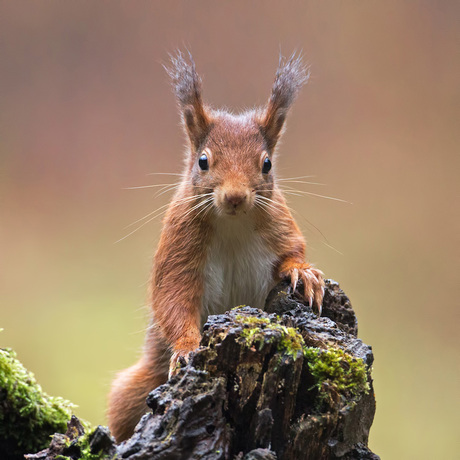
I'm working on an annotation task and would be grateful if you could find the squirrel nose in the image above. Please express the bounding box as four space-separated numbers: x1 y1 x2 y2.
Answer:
225 192 247 208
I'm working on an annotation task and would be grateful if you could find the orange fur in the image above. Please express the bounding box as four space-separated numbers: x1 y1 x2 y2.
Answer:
107 51 324 442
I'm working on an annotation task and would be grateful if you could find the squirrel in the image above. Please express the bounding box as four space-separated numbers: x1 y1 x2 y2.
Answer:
107 51 324 442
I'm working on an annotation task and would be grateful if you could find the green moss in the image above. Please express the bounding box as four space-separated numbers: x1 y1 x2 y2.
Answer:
233 312 370 405
235 314 270 326
53 427 110 460
304 346 370 401
235 314 304 360
0 348 75 458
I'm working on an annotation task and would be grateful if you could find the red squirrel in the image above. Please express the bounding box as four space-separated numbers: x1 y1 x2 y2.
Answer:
107 51 324 442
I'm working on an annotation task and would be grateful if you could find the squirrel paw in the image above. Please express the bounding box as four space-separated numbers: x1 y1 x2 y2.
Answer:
168 336 201 378
279 262 325 315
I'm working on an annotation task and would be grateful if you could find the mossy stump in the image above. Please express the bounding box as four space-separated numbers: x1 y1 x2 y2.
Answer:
117 279 379 459
21 279 379 459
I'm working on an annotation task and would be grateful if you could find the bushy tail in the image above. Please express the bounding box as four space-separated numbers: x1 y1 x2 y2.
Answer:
107 353 168 442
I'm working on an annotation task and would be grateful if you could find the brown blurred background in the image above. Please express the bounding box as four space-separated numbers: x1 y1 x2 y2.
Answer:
1 2 459 458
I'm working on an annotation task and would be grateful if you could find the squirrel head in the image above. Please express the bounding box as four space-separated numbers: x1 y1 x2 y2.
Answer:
165 50 309 217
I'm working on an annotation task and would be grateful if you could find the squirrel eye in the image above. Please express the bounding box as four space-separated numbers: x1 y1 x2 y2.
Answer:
262 157 272 174
198 154 209 171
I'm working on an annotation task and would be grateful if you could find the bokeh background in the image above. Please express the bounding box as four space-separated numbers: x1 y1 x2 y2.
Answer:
1 2 458 458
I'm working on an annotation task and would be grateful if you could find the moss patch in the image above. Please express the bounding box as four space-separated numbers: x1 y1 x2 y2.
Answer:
235 314 305 360
233 312 370 404
304 346 370 405
0 348 75 459
53 426 112 460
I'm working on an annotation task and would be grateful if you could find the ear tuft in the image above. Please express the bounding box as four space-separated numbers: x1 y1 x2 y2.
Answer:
164 50 210 149
164 50 201 109
261 52 310 150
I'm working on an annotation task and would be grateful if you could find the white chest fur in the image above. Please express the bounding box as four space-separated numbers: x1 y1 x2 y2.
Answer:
201 216 277 323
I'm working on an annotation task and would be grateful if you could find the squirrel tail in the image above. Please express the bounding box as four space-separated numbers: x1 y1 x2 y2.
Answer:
107 338 169 442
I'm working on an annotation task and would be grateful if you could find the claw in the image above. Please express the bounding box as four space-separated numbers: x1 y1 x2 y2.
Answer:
168 360 178 379
168 351 189 378
291 268 299 294
317 301 322 317
309 296 313 308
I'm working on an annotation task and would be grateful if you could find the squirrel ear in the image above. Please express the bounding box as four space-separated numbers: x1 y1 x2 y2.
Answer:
165 50 210 150
260 53 310 151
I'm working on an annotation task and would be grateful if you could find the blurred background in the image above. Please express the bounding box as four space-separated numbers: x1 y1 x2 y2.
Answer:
1 2 458 458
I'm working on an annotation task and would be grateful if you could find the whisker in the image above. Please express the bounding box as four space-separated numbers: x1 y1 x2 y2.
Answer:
284 192 304 197
117 193 215 243
253 199 272 214
124 183 178 190
256 197 278 210
124 203 171 229
153 184 180 198
256 195 284 207
146 172 187 177
322 241 344 256
154 182 210 199
255 203 277 215
254 196 275 207
256 185 315 194
125 193 213 229
256 194 342 253
258 186 349 207
278 175 316 181
182 196 214 220
255 195 293 215
278 180 326 186
254 196 273 207
282 190 352 204
190 198 214 224
277 187 305 197
182 200 210 219
255 200 288 218
253 200 267 214
290 207 331 245
115 211 165 243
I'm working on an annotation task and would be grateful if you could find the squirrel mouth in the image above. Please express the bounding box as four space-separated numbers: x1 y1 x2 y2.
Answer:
224 207 250 217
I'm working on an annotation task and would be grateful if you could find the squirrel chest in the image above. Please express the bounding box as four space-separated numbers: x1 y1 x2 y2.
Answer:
201 216 277 322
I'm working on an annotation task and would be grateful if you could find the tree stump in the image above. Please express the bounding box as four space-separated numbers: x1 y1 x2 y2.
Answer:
27 279 379 460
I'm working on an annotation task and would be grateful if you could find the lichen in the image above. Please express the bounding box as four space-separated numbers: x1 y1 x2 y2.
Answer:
235 314 304 360
0 347 75 459
304 346 370 404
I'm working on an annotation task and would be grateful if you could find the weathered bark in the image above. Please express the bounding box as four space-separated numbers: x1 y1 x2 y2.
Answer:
26 279 379 460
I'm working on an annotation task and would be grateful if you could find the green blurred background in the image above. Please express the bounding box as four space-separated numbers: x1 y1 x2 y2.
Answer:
1 2 458 458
